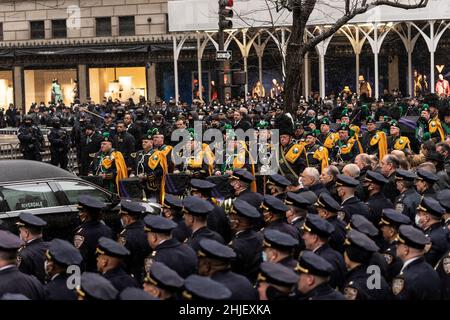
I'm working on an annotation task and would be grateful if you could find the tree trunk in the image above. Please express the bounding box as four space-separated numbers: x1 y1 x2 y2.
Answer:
283 5 306 114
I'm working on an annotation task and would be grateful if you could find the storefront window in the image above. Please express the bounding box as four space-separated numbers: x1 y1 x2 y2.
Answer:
88 67 146 104
24 68 77 111
0 70 13 108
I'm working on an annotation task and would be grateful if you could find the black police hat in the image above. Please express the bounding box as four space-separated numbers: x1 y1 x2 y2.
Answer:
119 287 157 300
143 215 177 233
345 229 379 253
302 214 335 238
182 275 232 300
295 251 333 278
263 229 298 251
46 238 83 266
0 294 30 300
364 170 388 185
230 199 261 220
190 179 216 192
77 272 118 300
267 174 291 188
161 194 183 210
96 237 130 258
198 238 236 261
257 262 298 287
379 209 411 228
296 190 318 205
0 230 24 251
315 192 341 213
436 189 450 211
417 196 445 218
347 214 378 238
16 212 47 229
336 174 359 188
397 225 427 250
120 199 146 217
78 195 106 212
285 192 310 209
145 261 184 291
261 195 288 215
416 169 439 184
182 196 213 217
395 169 417 181
229 169 255 184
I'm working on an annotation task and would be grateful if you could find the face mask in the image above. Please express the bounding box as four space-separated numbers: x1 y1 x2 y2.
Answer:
414 214 422 228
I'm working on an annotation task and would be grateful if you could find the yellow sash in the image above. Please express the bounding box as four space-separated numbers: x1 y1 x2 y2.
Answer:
370 131 388 160
324 133 338 149
285 142 306 164
313 146 329 172
394 136 411 151
429 120 445 141
101 151 128 195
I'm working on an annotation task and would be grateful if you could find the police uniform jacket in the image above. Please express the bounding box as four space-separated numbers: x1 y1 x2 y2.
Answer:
382 241 403 283
18 237 49 284
74 220 114 272
119 220 151 282
366 192 394 225
230 228 263 283
343 264 391 300
424 222 448 267
44 273 77 300
341 196 371 222
300 283 346 300
435 250 450 300
207 203 232 243
315 244 346 290
102 267 138 292
211 269 258 300
186 226 224 252
382 174 400 204
265 220 300 242
0 266 45 300
392 257 441 300
278 256 297 270
327 216 346 253
152 237 198 278
395 188 421 221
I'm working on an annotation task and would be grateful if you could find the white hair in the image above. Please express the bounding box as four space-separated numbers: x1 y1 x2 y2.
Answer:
343 164 360 178
303 167 320 183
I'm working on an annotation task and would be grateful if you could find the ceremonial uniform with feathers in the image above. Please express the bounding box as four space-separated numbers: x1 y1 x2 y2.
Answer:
89 133 128 193
275 115 306 178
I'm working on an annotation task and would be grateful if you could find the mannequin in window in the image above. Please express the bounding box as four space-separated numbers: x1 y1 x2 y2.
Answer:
51 78 63 104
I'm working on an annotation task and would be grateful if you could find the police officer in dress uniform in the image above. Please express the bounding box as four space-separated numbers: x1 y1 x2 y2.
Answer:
75 272 118 300
434 241 450 300
142 261 183 300
262 229 298 269
96 237 138 292
301 214 346 290
0 230 44 300
181 274 231 300
229 169 264 209
336 174 370 222
161 194 191 243
117 199 150 283
266 174 291 200
284 192 310 233
256 261 298 300
182 196 224 252
73 195 114 272
43 238 83 300
261 195 299 241
415 169 439 199
363 170 394 225
294 251 346 300
197 238 258 300
392 225 441 299
416 197 448 267
48 117 71 170
16 212 49 284
394 169 421 221
143 214 197 278
379 208 411 283
342 230 391 300
190 179 232 243
315 192 347 254
228 199 264 283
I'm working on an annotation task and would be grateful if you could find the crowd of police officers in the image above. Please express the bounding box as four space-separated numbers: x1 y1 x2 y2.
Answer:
0 91 449 300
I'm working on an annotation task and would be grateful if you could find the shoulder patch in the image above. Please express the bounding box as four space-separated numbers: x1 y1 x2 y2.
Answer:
392 277 404 295
118 236 127 246
443 257 450 275
89 153 96 158
383 253 394 265
73 235 85 249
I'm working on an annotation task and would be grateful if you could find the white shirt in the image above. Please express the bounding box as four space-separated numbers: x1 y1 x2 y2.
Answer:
0 264 16 272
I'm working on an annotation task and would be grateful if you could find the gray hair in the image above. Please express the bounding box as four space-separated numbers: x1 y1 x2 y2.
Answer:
303 167 320 183
343 164 360 178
